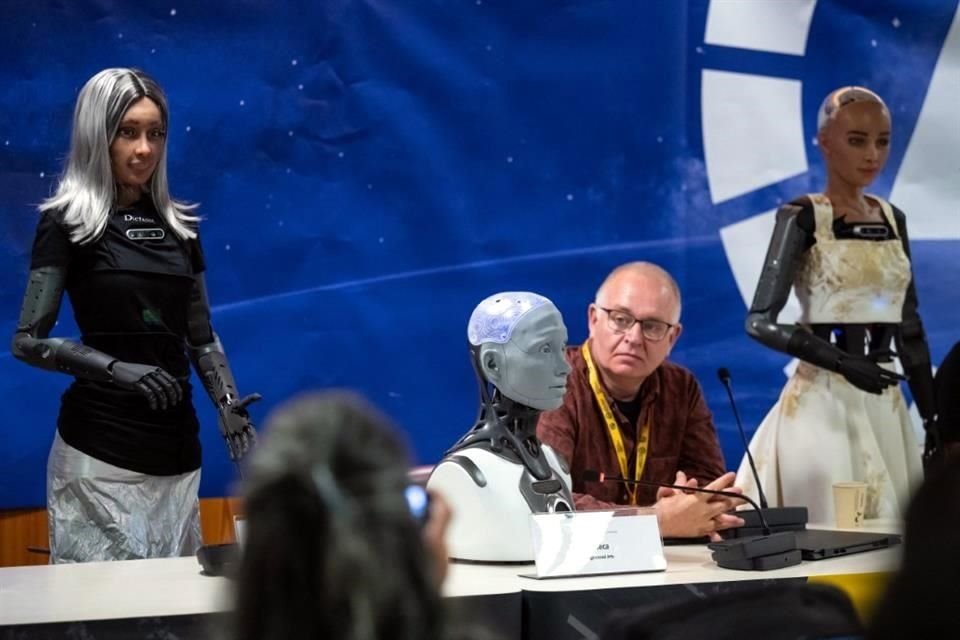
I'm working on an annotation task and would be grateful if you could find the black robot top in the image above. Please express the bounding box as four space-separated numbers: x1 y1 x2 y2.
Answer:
29 198 205 475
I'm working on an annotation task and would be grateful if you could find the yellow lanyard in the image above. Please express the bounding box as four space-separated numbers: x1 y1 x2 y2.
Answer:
582 342 650 505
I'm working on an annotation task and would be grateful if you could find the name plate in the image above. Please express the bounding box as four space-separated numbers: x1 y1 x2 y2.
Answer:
527 509 666 579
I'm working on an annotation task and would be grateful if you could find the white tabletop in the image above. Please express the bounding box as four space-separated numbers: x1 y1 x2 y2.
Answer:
0 557 232 626
443 530 900 595
517 538 900 593
0 520 902 627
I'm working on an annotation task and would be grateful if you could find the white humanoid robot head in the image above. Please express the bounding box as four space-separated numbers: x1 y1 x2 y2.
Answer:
429 292 574 562
467 292 571 411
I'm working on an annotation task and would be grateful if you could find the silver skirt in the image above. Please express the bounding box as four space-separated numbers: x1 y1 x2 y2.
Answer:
47 431 203 563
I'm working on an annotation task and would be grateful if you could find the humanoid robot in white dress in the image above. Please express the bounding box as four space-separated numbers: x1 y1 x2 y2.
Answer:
736 88 937 524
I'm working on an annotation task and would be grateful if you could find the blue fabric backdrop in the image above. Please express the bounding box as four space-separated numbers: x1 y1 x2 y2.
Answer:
2 0 958 508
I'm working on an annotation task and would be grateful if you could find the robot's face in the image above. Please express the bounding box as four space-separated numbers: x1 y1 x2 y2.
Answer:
819 101 891 189
496 304 571 410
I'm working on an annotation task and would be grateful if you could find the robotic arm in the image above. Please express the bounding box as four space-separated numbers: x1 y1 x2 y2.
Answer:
11 266 182 409
891 214 939 465
185 273 260 461
745 204 901 395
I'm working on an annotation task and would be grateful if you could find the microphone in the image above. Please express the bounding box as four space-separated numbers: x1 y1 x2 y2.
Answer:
716 367 808 537
717 367 767 508
583 469 801 571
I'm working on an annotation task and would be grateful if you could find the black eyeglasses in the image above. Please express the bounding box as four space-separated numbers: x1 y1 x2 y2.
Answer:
598 307 674 342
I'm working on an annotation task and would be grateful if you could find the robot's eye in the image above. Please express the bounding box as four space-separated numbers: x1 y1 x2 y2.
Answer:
540 343 552 354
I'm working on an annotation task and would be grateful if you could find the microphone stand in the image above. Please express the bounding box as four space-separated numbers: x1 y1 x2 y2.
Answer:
583 470 802 571
717 368 808 538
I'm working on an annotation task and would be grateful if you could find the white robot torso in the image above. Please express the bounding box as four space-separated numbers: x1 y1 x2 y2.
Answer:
428 444 573 562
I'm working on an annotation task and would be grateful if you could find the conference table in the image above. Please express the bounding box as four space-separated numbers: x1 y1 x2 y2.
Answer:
0 521 901 640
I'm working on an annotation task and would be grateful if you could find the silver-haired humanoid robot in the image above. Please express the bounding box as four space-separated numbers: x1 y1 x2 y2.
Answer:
428 292 574 562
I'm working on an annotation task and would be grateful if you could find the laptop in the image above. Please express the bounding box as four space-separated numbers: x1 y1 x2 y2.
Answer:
793 528 900 560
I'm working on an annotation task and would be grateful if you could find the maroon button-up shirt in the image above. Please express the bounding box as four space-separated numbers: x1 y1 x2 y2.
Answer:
537 344 727 509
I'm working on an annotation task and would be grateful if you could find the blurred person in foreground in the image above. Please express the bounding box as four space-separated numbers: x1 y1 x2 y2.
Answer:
867 458 960 638
233 390 479 640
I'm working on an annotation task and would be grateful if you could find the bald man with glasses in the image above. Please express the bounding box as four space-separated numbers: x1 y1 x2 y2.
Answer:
537 262 744 539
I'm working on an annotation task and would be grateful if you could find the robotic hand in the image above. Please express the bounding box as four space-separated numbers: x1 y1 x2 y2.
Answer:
835 354 904 395
110 361 183 410
921 415 943 474
215 392 262 461
13 267 185 412
184 275 261 463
